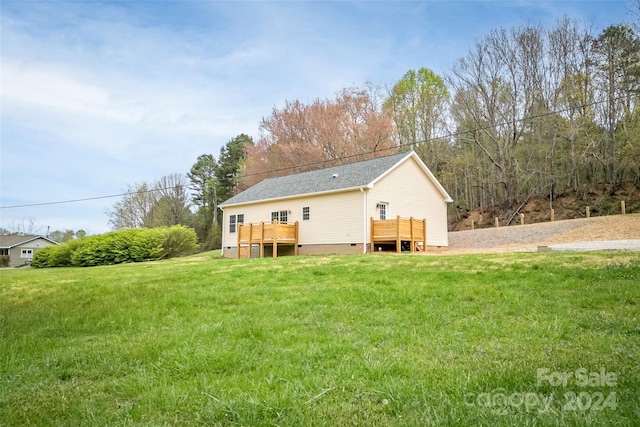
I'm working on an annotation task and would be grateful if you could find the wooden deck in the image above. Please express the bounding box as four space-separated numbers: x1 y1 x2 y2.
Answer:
237 220 299 258
370 216 427 253
237 216 425 258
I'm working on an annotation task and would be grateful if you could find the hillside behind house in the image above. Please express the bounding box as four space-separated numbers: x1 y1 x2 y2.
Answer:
449 182 640 231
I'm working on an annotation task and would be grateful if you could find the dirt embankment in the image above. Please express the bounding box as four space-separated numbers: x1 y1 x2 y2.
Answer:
449 182 640 232
445 214 640 254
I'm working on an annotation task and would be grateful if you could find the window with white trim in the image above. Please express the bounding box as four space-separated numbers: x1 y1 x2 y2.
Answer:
229 214 244 233
379 203 388 220
271 210 288 224
21 249 33 258
302 206 310 221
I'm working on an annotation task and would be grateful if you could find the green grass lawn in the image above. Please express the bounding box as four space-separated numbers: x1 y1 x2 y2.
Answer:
1 251 639 426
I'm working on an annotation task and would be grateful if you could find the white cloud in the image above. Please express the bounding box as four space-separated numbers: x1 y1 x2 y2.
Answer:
3 62 112 117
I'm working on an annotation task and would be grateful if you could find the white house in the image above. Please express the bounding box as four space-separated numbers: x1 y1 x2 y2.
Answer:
219 151 453 258
0 235 59 267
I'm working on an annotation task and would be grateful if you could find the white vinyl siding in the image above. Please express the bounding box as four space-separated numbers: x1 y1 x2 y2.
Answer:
222 190 363 248
368 156 449 246
297 192 362 244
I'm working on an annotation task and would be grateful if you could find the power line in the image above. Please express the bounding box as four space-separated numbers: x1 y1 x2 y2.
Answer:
1 193 132 209
1 186 184 209
1 94 636 210
230 93 637 179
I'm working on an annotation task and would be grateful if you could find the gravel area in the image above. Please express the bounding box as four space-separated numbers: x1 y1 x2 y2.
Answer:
444 214 640 254
549 240 640 252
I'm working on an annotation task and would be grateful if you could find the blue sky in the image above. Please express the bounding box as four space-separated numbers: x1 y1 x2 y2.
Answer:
1 0 634 235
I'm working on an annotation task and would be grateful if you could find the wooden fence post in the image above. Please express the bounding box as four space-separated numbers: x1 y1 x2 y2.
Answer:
471 220 475 230
495 217 499 228
586 206 590 218
519 213 525 225
621 201 626 215
550 208 555 222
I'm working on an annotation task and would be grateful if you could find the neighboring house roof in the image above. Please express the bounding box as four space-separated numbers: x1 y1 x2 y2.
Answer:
0 235 59 248
221 151 453 207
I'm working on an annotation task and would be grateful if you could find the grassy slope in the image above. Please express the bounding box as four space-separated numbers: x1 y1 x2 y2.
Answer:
1 251 639 426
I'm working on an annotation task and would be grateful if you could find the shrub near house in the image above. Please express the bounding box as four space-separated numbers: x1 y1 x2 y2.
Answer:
32 225 198 268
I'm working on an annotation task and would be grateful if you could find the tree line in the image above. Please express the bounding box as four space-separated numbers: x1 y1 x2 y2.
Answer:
245 16 640 211
109 13 640 249
107 135 253 250
0 221 86 243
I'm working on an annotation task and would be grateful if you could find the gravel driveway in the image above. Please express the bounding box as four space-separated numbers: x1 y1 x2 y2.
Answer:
549 240 640 252
446 215 640 254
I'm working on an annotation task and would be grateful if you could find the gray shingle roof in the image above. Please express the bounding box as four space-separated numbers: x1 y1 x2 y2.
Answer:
221 151 411 207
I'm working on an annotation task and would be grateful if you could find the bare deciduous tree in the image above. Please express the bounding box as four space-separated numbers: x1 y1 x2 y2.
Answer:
108 174 193 230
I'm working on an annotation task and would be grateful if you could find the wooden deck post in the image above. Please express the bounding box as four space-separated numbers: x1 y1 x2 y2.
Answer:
368 216 428 254
396 215 401 254
259 222 265 258
236 223 241 259
237 220 301 259
370 217 374 253
273 219 278 258
410 216 415 253
247 223 253 258
423 218 427 252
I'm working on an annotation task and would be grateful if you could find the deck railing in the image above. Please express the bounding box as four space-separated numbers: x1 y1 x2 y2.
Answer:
236 216 424 257
237 220 299 258
370 216 427 253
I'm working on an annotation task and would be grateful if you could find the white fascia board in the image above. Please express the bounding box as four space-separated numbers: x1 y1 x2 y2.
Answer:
4 236 60 248
219 185 373 209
